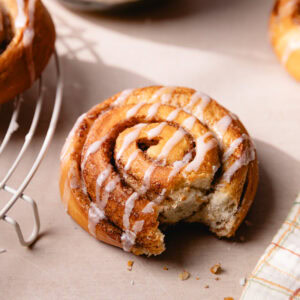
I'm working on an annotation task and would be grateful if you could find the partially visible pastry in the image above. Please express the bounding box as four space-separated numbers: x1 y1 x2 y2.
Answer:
60 86 259 256
0 0 55 104
270 0 300 80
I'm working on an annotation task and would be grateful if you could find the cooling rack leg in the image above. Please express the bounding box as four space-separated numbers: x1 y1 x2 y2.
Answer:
0 49 62 247
3 196 40 247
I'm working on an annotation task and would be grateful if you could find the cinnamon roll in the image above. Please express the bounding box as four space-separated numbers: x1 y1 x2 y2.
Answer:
60 86 259 256
270 0 300 80
0 0 55 104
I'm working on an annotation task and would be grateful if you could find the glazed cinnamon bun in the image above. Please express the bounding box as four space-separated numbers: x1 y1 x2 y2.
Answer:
60 86 259 256
0 0 55 103
270 0 300 81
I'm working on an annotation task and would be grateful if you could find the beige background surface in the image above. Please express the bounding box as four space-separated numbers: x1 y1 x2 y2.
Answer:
1 0 300 299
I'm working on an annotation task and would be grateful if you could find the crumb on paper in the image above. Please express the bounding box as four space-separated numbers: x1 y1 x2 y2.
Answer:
215 277 220 281
239 277 247 286
130 280 134 286
0 248 6 254
163 266 168 271
196 276 200 280
224 298 234 300
204 285 209 289
127 260 134 271
245 220 252 227
210 263 222 274
239 235 246 242
179 270 190 281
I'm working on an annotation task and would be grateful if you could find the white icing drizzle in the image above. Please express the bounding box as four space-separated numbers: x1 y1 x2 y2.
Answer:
151 87 175 103
63 165 80 211
126 102 145 119
123 192 139 230
121 140 170 251
223 146 255 182
157 128 186 161
166 108 180 121
194 97 211 123
124 149 140 171
116 123 146 160
154 188 167 204
143 164 156 191
182 116 196 130
70 174 80 189
15 0 27 28
161 93 173 103
105 178 119 193
142 202 155 213
68 164 80 190
60 113 86 162
213 115 232 140
23 1 35 45
121 160 160 251
146 102 161 120
15 0 37 83
81 135 107 171
96 167 112 189
121 123 174 251
81 177 88 195
147 122 166 139
186 91 210 112
121 230 136 252
118 119 170 249
88 202 106 237
89 171 120 236
185 132 217 173
113 89 134 106
223 133 247 162
101 177 120 210
282 39 300 64
132 220 145 234
184 91 211 123
168 152 192 181
96 166 112 204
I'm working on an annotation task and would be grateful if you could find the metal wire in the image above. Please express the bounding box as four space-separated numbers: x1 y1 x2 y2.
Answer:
0 50 63 247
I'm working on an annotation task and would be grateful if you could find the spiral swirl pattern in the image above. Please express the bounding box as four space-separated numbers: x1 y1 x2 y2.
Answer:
270 0 300 81
0 0 55 103
60 86 258 256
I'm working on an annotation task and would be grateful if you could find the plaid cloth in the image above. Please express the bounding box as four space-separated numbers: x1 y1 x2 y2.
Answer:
241 194 300 300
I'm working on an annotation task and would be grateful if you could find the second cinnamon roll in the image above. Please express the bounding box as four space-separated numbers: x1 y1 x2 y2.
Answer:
60 86 259 256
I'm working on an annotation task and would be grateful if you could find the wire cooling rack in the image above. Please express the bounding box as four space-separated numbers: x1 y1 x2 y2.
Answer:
0 51 63 247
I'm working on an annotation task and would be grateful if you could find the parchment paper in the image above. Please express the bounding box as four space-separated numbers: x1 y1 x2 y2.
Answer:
1 0 300 299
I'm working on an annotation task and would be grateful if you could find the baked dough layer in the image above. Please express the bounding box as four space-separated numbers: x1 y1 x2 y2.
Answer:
0 0 55 103
60 86 259 256
270 0 300 81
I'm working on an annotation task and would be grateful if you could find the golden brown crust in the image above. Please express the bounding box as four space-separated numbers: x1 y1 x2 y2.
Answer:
270 0 300 81
59 86 259 255
0 0 55 103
